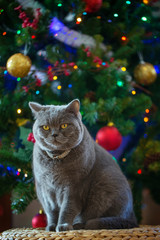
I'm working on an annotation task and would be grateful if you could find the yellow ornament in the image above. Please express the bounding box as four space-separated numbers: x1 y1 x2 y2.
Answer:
134 62 157 85
6 53 32 78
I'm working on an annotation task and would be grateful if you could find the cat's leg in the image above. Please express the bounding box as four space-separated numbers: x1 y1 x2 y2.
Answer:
36 183 58 231
56 192 81 232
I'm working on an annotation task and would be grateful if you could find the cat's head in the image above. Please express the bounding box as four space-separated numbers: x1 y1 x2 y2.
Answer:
29 99 84 151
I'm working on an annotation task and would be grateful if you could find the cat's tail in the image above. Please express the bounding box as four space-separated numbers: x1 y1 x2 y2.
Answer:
85 217 138 230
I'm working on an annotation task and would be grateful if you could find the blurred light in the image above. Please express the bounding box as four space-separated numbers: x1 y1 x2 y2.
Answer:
16 171 20 176
108 19 112 22
53 76 58 80
17 77 21 82
108 122 114 126
31 35 36 39
122 158 127 162
17 30 21 34
145 109 150 113
73 65 78 69
36 90 40 94
137 169 142 174
144 133 147 138
2 32 6 36
114 13 118 17
144 117 149 122
68 84 72 88
57 3 62 7
57 85 62 90
17 108 22 114
141 16 147 21
132 90 136 95
4 70 7 74
96 64 101 68
117 80 124 87
18 168 21 172
121 36 127 41
83 12 87 15
97 16 101 19
154 65 160 74
121 67 126 71
77 17 82 22
143 0 149 4
24 173 28 177
126 0 131 4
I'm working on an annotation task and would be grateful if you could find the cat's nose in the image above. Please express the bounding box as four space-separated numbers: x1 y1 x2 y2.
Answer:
52 133 58 137
52 131 58 137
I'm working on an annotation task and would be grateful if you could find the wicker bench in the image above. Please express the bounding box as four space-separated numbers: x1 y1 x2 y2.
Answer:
0 226 160 239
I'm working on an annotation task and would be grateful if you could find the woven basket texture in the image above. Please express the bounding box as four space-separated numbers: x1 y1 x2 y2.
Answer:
0 226 160 240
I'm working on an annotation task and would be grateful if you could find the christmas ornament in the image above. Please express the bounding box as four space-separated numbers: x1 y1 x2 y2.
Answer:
49 17 107 51
134 62 157 85
6 53 32 78
96 123 122 151
84 0 102 13
32 210 47 228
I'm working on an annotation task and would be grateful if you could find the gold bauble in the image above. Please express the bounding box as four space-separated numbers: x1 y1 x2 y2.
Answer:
6 53 32 78
134 62 157 85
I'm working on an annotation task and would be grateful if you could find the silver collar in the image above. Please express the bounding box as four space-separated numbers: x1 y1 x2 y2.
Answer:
46 149 71 160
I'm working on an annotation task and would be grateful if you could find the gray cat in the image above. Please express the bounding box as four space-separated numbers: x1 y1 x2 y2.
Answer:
29 99 138 232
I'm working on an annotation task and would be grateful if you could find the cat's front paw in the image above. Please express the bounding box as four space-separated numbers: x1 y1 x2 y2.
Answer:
46 223 56 231
73 223 85 230
56 223 73 232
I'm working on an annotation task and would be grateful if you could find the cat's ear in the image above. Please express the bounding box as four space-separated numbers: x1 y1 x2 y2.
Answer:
66 99 80 115
29 102 43 116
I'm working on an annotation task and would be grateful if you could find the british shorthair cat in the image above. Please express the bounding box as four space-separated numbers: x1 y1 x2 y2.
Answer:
29 99 138 232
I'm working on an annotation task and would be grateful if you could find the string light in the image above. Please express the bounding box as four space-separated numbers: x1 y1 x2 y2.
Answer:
17 77 21 82
117 80 124 87
108 122 114 126
96 64 101 68
53 76 58 80
143 0 149 4
17 30 21 34
97 16 101 19
131 90 136 95
24 173 28 177
57 3 62 7
145 109 150 113
18 168 21 172
31 35 36 39
17 108 22 114
121 36 127 41
121 67 126 71
114 13 118 17
126 0 131 4
144 117 149 123
4 70 7 74
137 169 142 175
83 12 87 15
36 90 40 95
73 65 78 69
2 32 7 36
141 16 147 22
57 85 62 90
122 158 127 162
68 84 72 88
76 17 82 24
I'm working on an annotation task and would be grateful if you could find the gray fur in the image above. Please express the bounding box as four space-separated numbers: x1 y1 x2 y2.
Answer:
29 99 138 232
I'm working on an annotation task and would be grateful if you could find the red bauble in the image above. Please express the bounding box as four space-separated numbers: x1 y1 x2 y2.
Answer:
32 212 47 228
96 126 122 151
84 0 102 13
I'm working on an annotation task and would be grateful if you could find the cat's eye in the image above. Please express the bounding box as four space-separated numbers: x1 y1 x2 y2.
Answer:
61 123 68 129
43 125 50 131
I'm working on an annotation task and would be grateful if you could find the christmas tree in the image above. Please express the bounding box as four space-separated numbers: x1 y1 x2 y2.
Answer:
0 0 160 222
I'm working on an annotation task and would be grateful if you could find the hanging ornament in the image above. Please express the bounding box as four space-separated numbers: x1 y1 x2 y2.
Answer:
84 0 103 13
6 53 32 78
32 210 47 228
96 123 122 151
134 62 157 85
